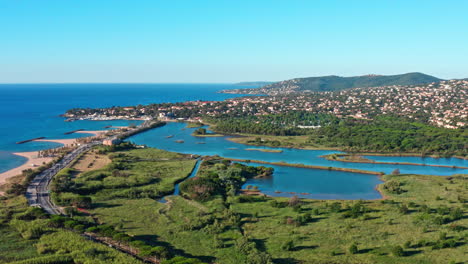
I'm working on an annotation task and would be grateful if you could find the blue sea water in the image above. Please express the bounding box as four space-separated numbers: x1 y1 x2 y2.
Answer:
0 83 252 173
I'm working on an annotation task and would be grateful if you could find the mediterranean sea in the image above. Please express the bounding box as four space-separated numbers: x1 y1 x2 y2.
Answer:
0 83 254 173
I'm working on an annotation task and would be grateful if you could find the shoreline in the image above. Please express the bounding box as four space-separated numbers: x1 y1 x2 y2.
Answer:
0 129 106 188
34 138 78 146
320 154 468 169
0 151 53 186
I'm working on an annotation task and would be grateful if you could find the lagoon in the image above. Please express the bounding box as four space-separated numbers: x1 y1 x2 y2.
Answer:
128 122 468 199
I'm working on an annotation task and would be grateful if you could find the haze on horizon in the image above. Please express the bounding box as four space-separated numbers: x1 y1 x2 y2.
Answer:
1 0 467 84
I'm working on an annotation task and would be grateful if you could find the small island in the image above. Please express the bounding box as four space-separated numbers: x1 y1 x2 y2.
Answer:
191 127 224 137
245 148 283 153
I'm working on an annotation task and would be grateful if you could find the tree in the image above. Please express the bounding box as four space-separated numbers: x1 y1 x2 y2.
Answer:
71 196 92 209
392 168 400 175
193 128 207 135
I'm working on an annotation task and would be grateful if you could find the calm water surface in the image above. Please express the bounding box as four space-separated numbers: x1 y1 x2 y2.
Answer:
128 122 468 199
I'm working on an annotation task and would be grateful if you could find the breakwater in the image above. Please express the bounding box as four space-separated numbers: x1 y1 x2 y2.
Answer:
64 129 84 135
16 137 46 144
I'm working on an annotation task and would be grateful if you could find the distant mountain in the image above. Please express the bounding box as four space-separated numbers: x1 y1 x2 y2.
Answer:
234 81 274 86
259 73 442 94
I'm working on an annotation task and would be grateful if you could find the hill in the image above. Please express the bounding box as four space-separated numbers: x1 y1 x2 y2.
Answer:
234 81 274 86
224 73 442 95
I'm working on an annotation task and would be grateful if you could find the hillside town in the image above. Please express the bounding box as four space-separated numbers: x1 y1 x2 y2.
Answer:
64 80 468 129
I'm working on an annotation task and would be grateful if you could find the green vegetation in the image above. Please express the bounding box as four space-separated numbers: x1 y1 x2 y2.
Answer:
192 127 223 137
217 115 467 157
185 122 204 128
179 158 273 201
208 112 338 136
245 148 283 153
52 145 197 205
3 144 466 264
253 72 441 92
58 147 466 263
0 195 143 264
85 170 467 263
309 116 467 156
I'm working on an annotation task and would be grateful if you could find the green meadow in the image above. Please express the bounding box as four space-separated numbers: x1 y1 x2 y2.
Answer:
1 146 466 264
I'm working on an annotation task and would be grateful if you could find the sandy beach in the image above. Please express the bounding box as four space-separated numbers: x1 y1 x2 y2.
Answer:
75 130 107 136
0 151 53 185
0 131 105 189
34 138 78 146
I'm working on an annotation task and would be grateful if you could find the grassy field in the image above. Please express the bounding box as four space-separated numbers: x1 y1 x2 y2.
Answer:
7 145 461 264
79 149 467 264
71 151 111 172
52 147 197 206
0 195 142 264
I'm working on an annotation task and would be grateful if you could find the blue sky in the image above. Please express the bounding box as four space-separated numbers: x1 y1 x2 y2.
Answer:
1 0 467 83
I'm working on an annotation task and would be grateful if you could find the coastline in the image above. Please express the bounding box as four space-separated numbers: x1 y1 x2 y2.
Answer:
33 138 78 146
0 129 107 189
0 151 53 186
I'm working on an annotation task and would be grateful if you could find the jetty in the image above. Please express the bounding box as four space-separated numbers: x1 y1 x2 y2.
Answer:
64 129 84 135
16 137 46 144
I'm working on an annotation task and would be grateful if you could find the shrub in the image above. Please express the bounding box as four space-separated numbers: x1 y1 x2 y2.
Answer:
383 180 404 194
270 200 287 208
398 204 409 214
281 240 294 251
288 195 300 207
329 202 341 213
391 245 405 257
403 240 411 249
348 243 358 254
449 207 463 221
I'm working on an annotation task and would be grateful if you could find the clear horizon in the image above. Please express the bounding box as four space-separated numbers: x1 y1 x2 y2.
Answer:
1 0 467 83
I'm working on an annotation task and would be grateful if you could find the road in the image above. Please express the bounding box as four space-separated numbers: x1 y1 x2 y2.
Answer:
25 142 100 214
26 120 155 214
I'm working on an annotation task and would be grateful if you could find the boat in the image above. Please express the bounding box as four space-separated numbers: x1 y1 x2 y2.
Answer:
165 135 174 138
174 140 184 143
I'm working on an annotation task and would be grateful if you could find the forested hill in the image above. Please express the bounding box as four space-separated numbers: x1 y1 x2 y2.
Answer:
224 73 441 95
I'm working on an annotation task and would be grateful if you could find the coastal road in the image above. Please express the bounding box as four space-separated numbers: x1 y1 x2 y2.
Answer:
26 120 154 214
25 142 100 214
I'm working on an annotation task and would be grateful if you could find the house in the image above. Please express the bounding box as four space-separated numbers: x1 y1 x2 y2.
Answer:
103 138 121 146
